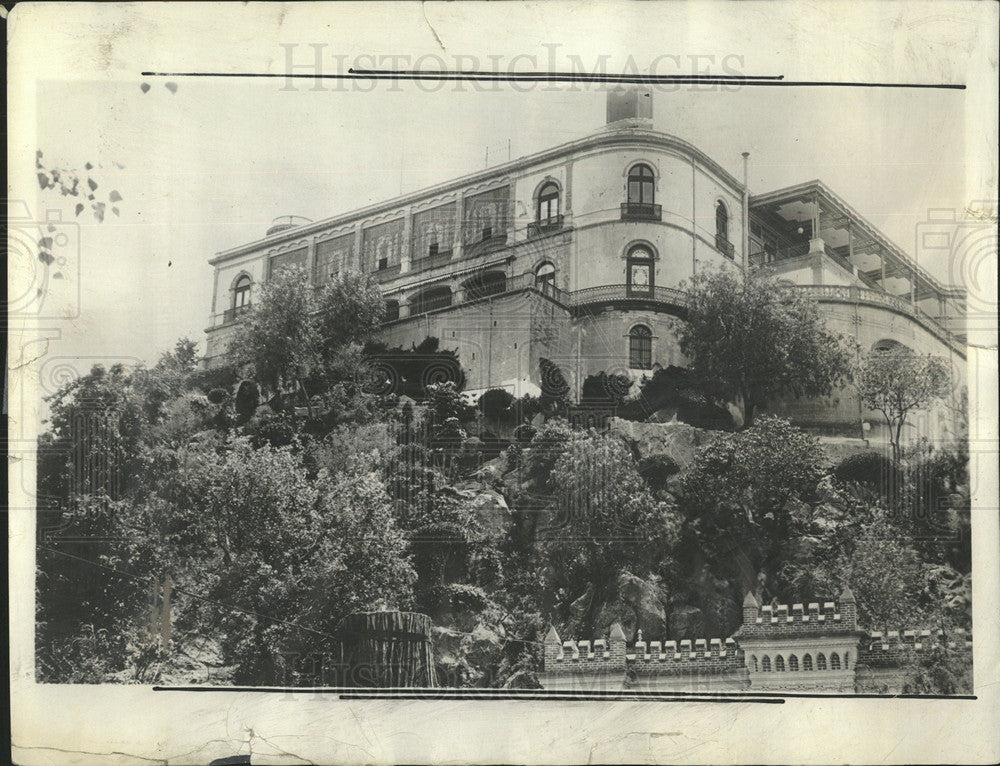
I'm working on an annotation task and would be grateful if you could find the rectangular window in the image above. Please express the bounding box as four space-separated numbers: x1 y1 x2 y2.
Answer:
412 203 457 263
314 234 354 284
362 218 404 273
268 247 308 279
462 186 510 246
629 334 652 370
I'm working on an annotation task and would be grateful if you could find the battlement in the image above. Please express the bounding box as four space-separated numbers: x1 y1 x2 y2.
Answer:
628 635 744 677
859 628 972 668
737 589 859 637
543 623 628 675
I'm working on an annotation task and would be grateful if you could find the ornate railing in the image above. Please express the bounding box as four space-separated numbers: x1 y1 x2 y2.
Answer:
570 284 690 311
222 304 250 324
527 215 565 238
715 234 736 260
793 285 964 355
620 202 662 222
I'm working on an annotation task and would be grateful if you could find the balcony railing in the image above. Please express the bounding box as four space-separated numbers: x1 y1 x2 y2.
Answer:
374 264 402 282
793 284 964 355
715 234 736 259
222 304 250 324
620 202 662 222
527 215 565 238
571 284 691 312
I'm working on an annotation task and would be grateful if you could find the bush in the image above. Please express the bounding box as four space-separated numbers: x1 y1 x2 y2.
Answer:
581 371 633 404
207 387 231 405
479 388 515 422
834 451 896 486
234 380 260 421
637 453 681 492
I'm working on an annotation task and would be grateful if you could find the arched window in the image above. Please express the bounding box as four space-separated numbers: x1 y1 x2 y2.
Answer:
537 182 560 225
715 201 734 259
411 286 452 315
761 655 771 672
830 652 841 670
629 325 653 371
384 299 400 322
233 275 252 309
803 653 813 671
716 201 729 241
843 652 849 670
463 270 507 300
626 245 654 296
751 656 759 672
817 653 827 671
775 655 785 672
535 261 556 290
627 164 655 204
788 654 799 671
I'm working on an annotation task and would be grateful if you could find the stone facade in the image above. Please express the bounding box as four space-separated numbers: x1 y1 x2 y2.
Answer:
204 89 967 447
538 588 972 694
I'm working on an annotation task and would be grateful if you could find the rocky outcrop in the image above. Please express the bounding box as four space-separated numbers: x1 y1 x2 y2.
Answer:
608 418 719 467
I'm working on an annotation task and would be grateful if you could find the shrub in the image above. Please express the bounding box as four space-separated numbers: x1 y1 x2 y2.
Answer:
834 451 896 486
513 423 537 443
581 371 633 404
207 387 231 405
479 388 515 422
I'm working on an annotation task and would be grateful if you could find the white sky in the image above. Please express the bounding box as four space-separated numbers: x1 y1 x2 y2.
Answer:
32 79 969 367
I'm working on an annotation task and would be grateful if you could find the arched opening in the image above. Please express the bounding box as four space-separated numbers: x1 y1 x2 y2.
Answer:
830 652 841 670
775 655 785 672
626 245 654 296
803 653 813 671
535 262 556 295
411 285 452 315
843 652 849 670
715 201 734 258
463 270 507 301
788 654 799 671
536 182 560 225
872 338 912 354
751 655 759 672
817 653 827 671
629 325 653 371
233 275 252 310
627 164 655 204
761 655 771 672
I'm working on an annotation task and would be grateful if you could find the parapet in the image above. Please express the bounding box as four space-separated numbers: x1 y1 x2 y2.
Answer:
860 627 973 668
628 635 744 677
543 623 628 675
737 590 860 637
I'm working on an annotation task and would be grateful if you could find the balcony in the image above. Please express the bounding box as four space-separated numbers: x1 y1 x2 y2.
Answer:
222 304 250 324
715 234 736 259
570 284 690 315
412 249 453 272
527 214 565 239
620 202 662 222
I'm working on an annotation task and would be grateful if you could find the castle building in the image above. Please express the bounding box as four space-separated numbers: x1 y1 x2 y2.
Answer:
537 589 972 694
204 89 967 445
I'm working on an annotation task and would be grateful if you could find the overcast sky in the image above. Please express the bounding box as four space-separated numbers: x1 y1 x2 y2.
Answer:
30 77 969 369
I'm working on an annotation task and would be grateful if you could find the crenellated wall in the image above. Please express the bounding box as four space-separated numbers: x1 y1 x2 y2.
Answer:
537 590 972 695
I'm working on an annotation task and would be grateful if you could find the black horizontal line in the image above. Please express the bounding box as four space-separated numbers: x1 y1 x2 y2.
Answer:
151 686 975 700
139 70 965 90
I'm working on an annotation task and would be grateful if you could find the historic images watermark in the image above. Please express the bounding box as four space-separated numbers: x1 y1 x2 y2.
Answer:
278 43 748 92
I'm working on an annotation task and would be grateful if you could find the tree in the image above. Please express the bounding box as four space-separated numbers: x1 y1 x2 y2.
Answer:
544 430 682 635
679 268 854 428
229 267 385 414
479 388 515 422
855 350 951 462
677 415 827 597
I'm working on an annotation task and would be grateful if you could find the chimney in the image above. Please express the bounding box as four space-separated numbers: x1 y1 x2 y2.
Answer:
606 86 653 128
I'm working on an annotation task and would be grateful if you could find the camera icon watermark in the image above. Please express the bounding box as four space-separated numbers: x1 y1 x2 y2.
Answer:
915 203 998 349
4 199 82 320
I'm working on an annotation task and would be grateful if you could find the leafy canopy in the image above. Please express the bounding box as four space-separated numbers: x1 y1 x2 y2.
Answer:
679 268 854 427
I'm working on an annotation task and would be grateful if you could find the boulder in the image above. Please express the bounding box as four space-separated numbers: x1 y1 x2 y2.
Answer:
616 572 668 638
608 418 718 467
